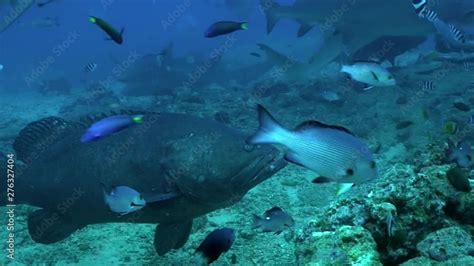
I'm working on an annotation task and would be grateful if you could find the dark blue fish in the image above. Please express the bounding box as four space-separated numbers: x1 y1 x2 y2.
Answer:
250 52 261 58
37 0 59 8
89 16 124 44
195 228 235 264
81 115 143 143
252 207 294 234
205 21 247 38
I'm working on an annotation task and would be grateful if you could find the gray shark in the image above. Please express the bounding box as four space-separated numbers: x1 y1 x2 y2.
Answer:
0 0 36 34
4 112 286 255
260 0 474 71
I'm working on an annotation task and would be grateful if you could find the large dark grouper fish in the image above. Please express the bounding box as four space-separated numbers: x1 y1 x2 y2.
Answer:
2 111 286 255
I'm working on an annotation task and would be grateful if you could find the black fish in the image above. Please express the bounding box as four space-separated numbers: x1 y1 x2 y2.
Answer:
252 207 294 234
205 21 247 38
6 113 286 255
37 0 59 8
195 228 235 264
453 101 470 112
396 121 414 130
395 96 408 105
89 16 124 44
250 52 261 58
446 167 471 192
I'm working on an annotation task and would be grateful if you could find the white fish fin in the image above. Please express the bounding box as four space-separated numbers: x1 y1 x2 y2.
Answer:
284 152 305 167
336 183 355 196
363 86 374 91
247 104 287 145
340 65 350 74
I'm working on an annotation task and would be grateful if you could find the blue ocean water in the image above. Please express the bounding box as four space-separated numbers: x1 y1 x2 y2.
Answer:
0 0 473 265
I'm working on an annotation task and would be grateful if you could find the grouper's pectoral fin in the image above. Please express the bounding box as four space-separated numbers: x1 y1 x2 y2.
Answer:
28 209 84 244
154 220 193 255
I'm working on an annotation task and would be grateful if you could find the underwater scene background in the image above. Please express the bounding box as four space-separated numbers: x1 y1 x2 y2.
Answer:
1 0 474 265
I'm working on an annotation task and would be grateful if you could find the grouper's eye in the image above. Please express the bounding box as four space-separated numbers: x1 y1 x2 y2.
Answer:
370 161 377 169
346 169 354 176
388 75 393 80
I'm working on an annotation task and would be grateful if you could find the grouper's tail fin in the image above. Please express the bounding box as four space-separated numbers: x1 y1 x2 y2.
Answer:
260 0 281 34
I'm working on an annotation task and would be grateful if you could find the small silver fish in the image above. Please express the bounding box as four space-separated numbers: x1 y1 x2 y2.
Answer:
252 207 294 234
341 62 396 89
101 183 146 215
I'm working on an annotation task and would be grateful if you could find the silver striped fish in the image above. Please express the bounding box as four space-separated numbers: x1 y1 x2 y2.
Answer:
248 105 378 188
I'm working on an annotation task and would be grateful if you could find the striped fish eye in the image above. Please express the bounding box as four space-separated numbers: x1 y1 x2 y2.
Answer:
346 168 354 176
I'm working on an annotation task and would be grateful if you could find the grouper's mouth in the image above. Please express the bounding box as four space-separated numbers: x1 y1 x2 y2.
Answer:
233 145 287 191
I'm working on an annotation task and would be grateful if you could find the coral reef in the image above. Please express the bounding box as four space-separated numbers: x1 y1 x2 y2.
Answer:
296 163 474 264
